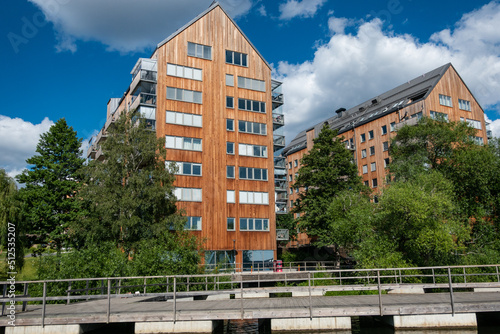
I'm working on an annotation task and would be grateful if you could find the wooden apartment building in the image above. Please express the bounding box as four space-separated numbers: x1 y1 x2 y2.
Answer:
87 2 286 268
283 63 491 237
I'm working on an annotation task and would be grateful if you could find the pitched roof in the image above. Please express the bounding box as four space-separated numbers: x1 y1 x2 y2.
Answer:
155 1 271 69
283 63 453 156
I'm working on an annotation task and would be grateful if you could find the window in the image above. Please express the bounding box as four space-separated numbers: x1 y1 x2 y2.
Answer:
372 178 378 188
362 165 368 174
471 136 484 145
237 76 265 92
166 111 202 127
364 180 369 187
239 167 268 181
239 191 269 205
227 218 235 231
239 218 269 231
167 63 202 81
430 110 449 122
187 42 211 60
294 159 298 167
459 99 471 111
226 96 234 108
238 120 267 135
295 188 299 193
167 87 202 104
185 217 201 230
289 174 292 181
439 94 452 107
226 74 234 86
227 166 235 178
238 98 266 113
384 158 390 168
371 162 376 172
466 119 482 130
289 187 293 195
227 190 235 203
360 133 366 143
289 162 292 169
368 130 374 140
174 188 202 202
361 149 367 158
381 125 387 135
226 119 234 131
369 146 375 156
390 122 396 132
166 161 202 176
165 136 202 151
226 142 235 154
411 112 423 119
383 141 389 152
238 143 267 158
226 50 248 67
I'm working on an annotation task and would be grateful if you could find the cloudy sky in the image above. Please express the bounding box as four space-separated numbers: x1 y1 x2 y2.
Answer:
2 0 500 178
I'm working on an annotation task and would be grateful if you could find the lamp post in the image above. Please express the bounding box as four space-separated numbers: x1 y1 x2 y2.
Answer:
233 239 236 273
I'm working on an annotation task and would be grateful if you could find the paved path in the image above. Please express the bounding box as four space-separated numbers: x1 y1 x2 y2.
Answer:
2 291 500 326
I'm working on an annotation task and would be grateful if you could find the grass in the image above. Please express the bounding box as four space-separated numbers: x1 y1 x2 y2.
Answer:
324 290 387 296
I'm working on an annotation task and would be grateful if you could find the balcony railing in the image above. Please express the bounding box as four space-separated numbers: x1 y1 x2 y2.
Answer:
272 93 284 105
273 135 285 147
129 93 156 111
487 130 493 139
86 143 97 160
276 203 288 214
394 116 419 131
273 113 284 126
275 180 287 191
274 156 286 168
276 192 288 202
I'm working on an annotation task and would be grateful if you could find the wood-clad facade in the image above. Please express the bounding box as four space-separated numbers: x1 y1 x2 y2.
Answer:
88 3 280 267
285 64 490 225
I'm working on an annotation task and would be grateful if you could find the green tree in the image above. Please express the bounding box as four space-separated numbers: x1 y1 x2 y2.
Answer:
76 112 183 256
291 124 365 246
0 169 25 274
17 119 84 250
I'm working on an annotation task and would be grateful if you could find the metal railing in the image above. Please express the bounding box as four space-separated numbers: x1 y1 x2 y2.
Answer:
1 264 499 326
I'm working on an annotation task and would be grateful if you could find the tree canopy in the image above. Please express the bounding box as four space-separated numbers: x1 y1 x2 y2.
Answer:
17 118 84 250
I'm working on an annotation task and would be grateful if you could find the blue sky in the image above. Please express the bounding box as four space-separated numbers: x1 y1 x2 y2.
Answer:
1 0 500 177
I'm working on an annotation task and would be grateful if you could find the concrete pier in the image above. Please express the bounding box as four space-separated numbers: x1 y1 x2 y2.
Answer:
135 321 216 333
271 317 351 331
384 314 477 329
5 324 102 334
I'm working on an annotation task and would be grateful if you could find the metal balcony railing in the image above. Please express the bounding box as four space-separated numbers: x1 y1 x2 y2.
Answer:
273 135 285 147
275 181 287 191
273 113 284 126
276 192 288 202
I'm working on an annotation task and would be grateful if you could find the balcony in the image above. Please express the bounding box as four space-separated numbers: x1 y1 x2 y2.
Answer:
272 93 284 108
274 156 286 169
129 93 156 111
276 192 288 202
94 128 108 146
276 202 288 214
275 180 287 191
95 146 104 161
86 143 96 160
394 116 419 131
487 130 493 139
273 113 284 130
273 135 285 149
276 229 289 240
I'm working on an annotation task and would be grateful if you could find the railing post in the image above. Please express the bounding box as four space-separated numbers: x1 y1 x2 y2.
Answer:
308 272 313 319
187 277 190 292
86 280 89 301
2 284 6 316
118 279 122 295
240 273 244 319
173 277 177 323
339 271 342 285
258 273 260 288
463 267 467 284
285 273 287 287
107 279 111 323
143 277 147 294
496 266 499 282
432 268 436 285
377 270 383 316
67 281 71 305
166 277 169 293
22 283 28 311
205 277 208 291
447 267 455 316
399 269 402 284
41 282 47 328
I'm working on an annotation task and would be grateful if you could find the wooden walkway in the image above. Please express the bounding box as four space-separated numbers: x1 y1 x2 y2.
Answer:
3 291 500 326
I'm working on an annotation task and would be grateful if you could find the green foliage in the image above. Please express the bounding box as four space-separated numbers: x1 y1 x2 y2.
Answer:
276 213 296 245
75 112 181 255
0 169 25 274
17 119 84 249
292 124 366 246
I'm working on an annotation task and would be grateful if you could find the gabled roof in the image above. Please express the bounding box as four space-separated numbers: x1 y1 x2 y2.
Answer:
283 63 453 156
155 1 271 69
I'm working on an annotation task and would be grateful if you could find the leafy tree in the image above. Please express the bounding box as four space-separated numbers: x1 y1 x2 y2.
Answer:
17 119 84 250
75 112 184 257
291 124 366 246
0 169 25 273
276 213 296 246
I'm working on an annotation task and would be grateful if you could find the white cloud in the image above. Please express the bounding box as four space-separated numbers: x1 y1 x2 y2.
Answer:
0 116 54 178
258 5 267 16
279 0 326 20
275 2 500 141
28 0 254 53
485 115 500 139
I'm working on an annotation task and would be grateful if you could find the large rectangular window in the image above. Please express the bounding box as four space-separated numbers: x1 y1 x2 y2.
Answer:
371 162 376 172
362 165 368 174
226 119 234 131
238 120 267 135
237 76 265 92
167 63 202 81
238 98 266 113
167 87 202 104
166 161 202 176
381 125 387 135
459 99 471 111
239 218 269 231
174 188 202 202
430 110 449 122
227 166 235 179
239 167 268 181
239 191 269 205
187 42 211 60
383 141 389 152
466 119 482 130
166 111 202 127
439 94 452 107
185 217 201 230
368 130 374 140
360 133 366 143
227 142 235 155
238 143 267 158
227 218 235 231
165 136 202 151
226 50 248 66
